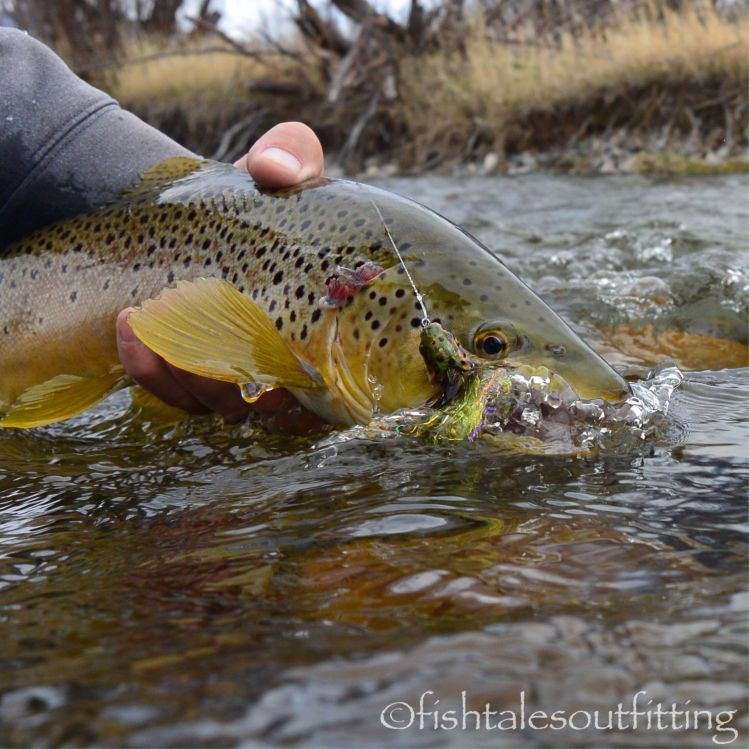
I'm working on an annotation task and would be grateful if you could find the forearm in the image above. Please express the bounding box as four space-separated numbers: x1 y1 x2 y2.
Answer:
0 29 192 248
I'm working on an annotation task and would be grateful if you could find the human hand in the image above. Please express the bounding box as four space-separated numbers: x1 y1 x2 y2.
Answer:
116 122 325 424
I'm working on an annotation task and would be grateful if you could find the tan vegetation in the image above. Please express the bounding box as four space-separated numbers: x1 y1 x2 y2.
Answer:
7 0 747 172
398 3 748 166
100 40 264 103
628 153 749 174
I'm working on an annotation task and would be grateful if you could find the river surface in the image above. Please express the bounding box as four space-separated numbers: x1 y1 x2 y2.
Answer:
0 174 747 748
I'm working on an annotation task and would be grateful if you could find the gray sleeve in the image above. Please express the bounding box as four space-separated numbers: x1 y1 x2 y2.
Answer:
0 28 194 248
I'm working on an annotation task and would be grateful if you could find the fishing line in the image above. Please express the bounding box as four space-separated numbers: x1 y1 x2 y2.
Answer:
368 197 431 326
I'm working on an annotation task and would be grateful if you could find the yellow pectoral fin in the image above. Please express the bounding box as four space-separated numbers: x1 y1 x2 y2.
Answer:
128 277 322 390
0 371 126 429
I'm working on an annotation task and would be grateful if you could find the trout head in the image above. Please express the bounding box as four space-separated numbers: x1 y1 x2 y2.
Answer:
325 182 630 413
420 276 630 404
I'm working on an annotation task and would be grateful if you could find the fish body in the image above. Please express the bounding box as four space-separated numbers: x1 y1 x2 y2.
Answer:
0 158 629 428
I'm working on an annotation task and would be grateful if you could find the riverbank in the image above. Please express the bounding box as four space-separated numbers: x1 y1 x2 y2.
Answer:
357 129 749 179
94 2 747 176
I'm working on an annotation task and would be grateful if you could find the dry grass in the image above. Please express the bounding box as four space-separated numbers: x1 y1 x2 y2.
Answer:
100 38 268 103
96 36 322 161
97 2 748 171
399 3 748 162
629 152 749 174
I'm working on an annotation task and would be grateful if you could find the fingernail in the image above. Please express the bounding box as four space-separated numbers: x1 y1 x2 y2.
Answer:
260 147 302 175
117 310 138 344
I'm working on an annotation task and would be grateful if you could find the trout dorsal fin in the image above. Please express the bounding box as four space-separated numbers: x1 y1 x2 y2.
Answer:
128 278 322 391
120 156 207 200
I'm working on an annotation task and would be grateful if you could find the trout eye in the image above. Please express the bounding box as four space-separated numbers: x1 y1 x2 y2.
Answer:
475 330 509 359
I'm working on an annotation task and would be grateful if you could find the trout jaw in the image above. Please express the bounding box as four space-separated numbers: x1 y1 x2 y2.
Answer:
462 310 630 404
510 343 630 403
551 359 629 402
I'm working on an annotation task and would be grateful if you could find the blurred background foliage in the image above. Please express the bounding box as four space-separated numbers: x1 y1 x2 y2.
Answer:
2 0 747 173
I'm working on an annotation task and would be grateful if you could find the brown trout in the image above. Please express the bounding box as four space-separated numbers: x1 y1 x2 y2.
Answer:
0 157 629 428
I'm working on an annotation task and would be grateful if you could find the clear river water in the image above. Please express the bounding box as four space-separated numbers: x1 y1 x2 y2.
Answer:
0 174 747 748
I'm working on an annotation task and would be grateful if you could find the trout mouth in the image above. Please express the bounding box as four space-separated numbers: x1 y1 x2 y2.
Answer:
539 349 630 403
499 324 631 403
511 351 630 403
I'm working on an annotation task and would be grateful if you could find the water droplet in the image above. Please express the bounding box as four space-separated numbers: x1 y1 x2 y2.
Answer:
240 382 271 403
368 374 384 415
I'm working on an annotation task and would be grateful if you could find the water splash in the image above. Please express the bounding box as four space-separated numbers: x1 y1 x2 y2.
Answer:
324 363 684 454
480 362 684 451
617 365 684 425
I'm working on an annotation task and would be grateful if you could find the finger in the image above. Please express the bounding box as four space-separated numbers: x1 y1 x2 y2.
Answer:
251 388 326 434
166 365 251 424
237 122 324 188
116 309 209 414
249 388 297 417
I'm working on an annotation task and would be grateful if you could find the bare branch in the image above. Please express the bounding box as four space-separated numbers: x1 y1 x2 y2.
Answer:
294 0 350 56
210 110 268 161
331 0 406 39
186 15 255 57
